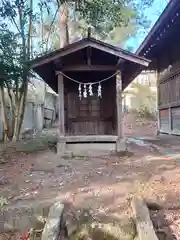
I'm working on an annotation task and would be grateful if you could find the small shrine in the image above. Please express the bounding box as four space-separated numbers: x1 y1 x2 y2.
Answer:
31 31 150 154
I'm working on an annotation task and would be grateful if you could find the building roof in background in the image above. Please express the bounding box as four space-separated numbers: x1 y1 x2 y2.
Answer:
124 0 180 84
136 0 180 58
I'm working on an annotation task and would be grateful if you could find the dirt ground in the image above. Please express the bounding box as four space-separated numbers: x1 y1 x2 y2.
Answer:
1 114 180 239
123 112 157 137
1 144 180 238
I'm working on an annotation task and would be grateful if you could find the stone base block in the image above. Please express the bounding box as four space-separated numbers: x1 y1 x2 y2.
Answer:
116 138 127 153
57 141 66 156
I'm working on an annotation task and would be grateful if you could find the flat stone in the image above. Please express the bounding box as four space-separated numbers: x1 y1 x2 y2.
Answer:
0 176 9 185
41 202 64 240
0 201 52 232
63 151 74 159
57 142 66 156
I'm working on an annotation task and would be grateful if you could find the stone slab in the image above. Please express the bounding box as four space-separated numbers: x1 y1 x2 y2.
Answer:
0 200 52 233
131 197 158 240
41 202 64 240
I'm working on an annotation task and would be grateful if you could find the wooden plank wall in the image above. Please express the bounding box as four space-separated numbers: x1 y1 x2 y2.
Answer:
158 43 180 134
159 108 170 133
155 30 180 134
64 78 117 135
159 72 180 109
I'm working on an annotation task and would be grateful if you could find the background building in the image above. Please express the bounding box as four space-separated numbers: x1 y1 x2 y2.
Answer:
123 70 157 113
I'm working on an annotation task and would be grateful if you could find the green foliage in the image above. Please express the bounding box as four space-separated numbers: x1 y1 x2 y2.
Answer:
0 2 29 90
72 0 153 29
137 106 157 119
0 196 9 208
39 0 155 50
0 30 23 88
0 0 38 140
0 0 155 59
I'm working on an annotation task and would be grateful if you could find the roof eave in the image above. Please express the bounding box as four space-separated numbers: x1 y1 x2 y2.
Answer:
136 0 179 55
31 37 151 69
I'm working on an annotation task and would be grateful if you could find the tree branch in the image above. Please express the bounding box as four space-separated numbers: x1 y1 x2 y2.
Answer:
2 0 21 35
46 6 60 51
27 0 33 60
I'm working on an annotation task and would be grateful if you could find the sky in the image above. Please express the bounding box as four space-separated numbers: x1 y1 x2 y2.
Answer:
125 0 168 51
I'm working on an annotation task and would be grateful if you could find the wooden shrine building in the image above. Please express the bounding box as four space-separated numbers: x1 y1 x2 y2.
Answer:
134 0 180 135
31 37 150 154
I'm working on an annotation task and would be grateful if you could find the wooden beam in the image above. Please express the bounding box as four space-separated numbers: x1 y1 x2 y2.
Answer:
116 58 125 66
60 135 118 143
159 100 180 109
54 58 62 68
87 47 92 65
31 41 90 68
58 65 117 72
88 42 150 67
87 27 91 38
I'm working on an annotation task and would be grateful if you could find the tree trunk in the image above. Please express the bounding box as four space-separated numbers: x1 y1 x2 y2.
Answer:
12 105 20 142
17 95 26 139
59 2 69 48
0 85 10 141
12 83 28 141
13 90 27 141
7 89 15 139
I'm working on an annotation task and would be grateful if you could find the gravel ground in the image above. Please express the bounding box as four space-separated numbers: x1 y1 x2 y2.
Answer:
151 209 180 240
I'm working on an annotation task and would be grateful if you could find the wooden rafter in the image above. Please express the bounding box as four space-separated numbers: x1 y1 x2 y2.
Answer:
57 64 117 72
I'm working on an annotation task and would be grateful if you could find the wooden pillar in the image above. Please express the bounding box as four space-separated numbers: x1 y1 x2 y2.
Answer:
57 73 65 154
157 109 160 135
116 70 126 152
157 84 160 134
116 70 122 138
168 107 172 134
156 70 161 135
58 73 65 135
156 60 161 135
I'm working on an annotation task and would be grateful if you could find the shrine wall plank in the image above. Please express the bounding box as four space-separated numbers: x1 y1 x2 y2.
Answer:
64 75 117 135
157 37 180 135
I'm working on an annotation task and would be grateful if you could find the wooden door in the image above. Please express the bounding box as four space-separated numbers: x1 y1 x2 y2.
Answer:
66 92 103 135
77 97 102 135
